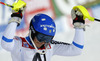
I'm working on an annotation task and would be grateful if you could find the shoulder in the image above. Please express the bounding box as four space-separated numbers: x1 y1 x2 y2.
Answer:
13 36 26 47
14 36 25 42
14 36 22 41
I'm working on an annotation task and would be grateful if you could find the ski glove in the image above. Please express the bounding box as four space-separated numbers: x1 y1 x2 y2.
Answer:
8 5 26 26
71 9 85 29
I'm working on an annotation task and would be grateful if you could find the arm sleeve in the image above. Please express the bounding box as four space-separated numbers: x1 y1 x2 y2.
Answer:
1 17 18 51
52 28 84 56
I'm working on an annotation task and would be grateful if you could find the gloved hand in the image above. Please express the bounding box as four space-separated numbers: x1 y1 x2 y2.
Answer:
8 1 26 26
71 9 85 29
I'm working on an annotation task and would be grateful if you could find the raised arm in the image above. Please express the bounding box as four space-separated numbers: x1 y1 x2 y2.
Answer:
1 7 24 51
52 9 85 56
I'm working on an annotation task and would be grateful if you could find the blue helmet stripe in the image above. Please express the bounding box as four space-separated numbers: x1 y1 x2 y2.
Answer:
72 41 84 49
2 36 13 42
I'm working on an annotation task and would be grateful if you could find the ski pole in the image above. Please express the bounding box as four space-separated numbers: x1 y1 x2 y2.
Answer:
0 0 26 12
94 18 100 22
0 1 13 8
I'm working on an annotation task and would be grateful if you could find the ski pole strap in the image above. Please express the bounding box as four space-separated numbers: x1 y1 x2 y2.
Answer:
43 54 46 61
33 53 42 61
32 52 47 61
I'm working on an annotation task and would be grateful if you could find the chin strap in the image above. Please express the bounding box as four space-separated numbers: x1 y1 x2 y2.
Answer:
29 30 48 54
29 30 47 61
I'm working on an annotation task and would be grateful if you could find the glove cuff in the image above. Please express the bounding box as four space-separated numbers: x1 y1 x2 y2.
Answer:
11 12 23 19
74 22 86 31
10 10 23 26
8 17 21 26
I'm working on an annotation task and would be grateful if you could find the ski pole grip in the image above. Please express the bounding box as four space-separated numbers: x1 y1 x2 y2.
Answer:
12 0 26 12
73 5 95 21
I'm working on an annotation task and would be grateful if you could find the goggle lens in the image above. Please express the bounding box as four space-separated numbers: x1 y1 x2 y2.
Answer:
36 33 53 43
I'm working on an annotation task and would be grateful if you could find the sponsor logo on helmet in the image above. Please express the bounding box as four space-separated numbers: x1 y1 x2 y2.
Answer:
40 24 55 28
40 24 55 33
53 29 55 32
41 18 46 21
44 27 47 31
31 26 35 33
49 30 51 33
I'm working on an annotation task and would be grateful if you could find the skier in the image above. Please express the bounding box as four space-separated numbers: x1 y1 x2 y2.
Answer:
1 3 85 61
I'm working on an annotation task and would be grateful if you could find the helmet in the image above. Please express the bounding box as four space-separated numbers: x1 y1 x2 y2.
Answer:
29 13 56 43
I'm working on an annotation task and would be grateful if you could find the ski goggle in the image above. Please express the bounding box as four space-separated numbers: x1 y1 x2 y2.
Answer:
35 32 53 43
